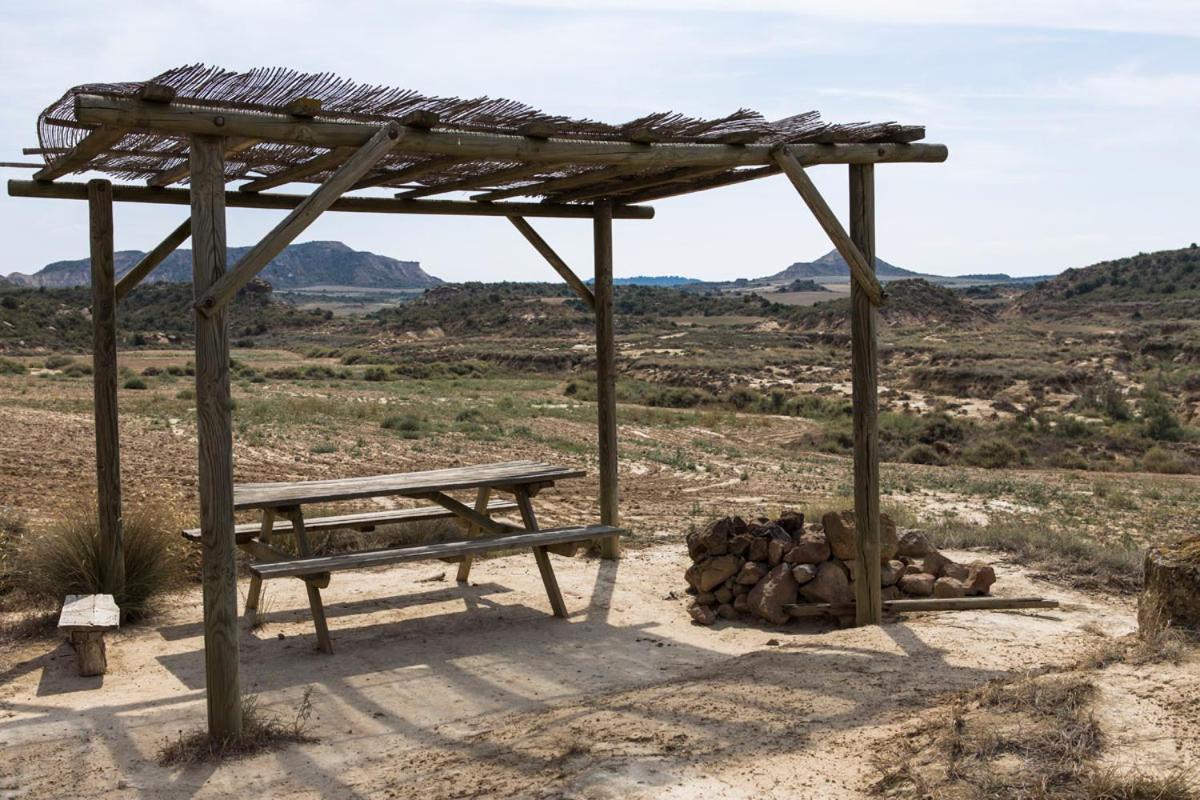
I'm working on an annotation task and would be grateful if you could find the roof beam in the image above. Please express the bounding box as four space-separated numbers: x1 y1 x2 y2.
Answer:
508 217 595 311
74 94 948 168
33 126 129 181
394 162 563 200
553 164 734 204
114 218 192 300
195 123 401 315
147 137 259 188
8 179 655 219
470 164 649 203
619 165 779 204
239 146 354 193
350 155 460 191
773 150 885 307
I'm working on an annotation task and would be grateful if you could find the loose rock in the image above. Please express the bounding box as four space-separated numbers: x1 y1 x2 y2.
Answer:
881 560 906 587
747 563 798 625
933 577 967 598
693 554 742 593
897 529 932 558
898 572 936 597
688 602 716 625
785 532 832 565
965 562 996 596
716 603 739 621
736 561 769 586
791 563 819 585
799 561 853 606
821 510 899 561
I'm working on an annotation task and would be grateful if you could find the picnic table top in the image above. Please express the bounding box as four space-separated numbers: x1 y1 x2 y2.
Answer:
233 460 585 511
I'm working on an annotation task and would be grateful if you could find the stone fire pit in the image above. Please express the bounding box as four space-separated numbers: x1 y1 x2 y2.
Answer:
684 511 997 626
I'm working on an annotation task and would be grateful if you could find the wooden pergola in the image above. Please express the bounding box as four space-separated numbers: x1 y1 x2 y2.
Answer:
7 65 947 739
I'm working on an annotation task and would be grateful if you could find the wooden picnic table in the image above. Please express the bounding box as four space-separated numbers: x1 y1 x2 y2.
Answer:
186 460 621 653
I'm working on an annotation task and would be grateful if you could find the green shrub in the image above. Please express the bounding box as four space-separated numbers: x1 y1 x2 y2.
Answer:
123 376 148 390
963 438 1025 469
900 444 941 465
43 354 75 369
0 357 25 376
381 414 424 438
362 366 389 382
175 388 195 400
14 501 188 619
64 363 92 377
1141 390 1185 441
1141 446 1190 474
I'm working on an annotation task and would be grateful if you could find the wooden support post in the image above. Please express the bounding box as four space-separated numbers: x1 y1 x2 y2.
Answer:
593 201 620 559
87 180 124 599
516 488 568 618
189 134 242 739
849 164 882 627
455 487 492 583
243 508 274 623
283 507 332 654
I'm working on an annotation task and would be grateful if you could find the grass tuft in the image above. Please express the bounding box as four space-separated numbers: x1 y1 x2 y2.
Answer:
158 688 316 766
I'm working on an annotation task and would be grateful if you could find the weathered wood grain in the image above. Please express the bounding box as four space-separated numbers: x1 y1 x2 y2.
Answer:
849 163 882 627
58 594 120 631
593 202 621 559
10 179 655 219
250 525 623 579
232 461 584 511
189 134 242 738
88 180 125 598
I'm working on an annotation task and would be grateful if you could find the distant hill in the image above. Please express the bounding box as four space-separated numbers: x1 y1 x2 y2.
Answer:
788 279 993 329
774 279 831 293
608 276 703 287
1015 245 1200 307
766 250 921 281
5 241 442 291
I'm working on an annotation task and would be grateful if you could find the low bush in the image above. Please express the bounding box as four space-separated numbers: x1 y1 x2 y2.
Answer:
0 357 25 375
1142 446 1191 474
362 366 390 382
123 376 148 390
963 438 1025 469
900 443 941 465
43 354 75 369
381 414 424 438
13 500 188 619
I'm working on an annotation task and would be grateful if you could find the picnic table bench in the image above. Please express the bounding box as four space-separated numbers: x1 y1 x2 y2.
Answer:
183 460 622 653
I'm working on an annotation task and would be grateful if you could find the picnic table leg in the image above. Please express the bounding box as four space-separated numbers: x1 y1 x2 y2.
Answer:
516 489 568 619
284 506 333 654
455 487 492 583
244 508 274 624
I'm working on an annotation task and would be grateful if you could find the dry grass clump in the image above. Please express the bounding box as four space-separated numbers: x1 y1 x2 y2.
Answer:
872 670 1197 800
158 688 315 766
930 518 1143 593
12 499 188 620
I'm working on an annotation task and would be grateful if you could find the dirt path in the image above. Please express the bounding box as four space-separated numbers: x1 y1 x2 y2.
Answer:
1 544 1176 800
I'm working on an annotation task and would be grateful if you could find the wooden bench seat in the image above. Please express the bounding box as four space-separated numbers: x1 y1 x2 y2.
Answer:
182 498 520 544
250 524 623 579
58 594 120 676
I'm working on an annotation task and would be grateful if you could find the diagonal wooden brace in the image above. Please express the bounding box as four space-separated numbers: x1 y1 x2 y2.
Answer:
773 149 886 307
508 217 596 311
418 492 517 535
115 218 191 300
193 122 401 315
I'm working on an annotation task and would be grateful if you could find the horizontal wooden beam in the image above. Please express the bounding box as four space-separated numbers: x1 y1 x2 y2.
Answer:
774 151 885 307
350 155 460 191
508 217 596 312
114 218 191 300
196 123 402 315
471 164 647 203
8 179 656 219
394 162 564 201
74 94 949 169
620 164 779 204
239 147 353 193
554 164 734 204
148 137 259 188
784 596 1059 618
33 126 129 181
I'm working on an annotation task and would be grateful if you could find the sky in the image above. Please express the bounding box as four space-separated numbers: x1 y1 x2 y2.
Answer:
1 1 1197 283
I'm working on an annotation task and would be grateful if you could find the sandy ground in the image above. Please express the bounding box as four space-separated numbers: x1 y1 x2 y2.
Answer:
3 542 1192 800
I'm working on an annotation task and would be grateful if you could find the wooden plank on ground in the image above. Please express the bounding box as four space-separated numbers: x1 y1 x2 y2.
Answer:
784 597 1060 617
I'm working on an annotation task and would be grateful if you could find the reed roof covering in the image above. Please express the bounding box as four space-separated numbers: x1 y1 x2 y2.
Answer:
33 64 936 204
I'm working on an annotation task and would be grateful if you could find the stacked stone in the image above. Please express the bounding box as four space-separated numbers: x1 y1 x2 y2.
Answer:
684 510 997 626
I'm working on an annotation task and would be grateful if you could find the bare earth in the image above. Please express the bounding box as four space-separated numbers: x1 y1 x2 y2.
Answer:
2 542 1195 799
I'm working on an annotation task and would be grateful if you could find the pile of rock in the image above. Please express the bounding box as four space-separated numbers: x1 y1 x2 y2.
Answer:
684 510 997 626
